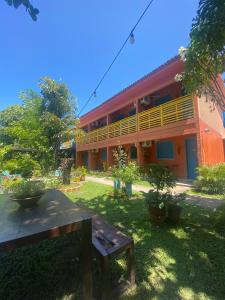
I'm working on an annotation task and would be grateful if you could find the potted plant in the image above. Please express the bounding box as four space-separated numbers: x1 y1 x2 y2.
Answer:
120 161 139 197
4 178 45 208
145 164 176 224
112 146 128 193
112 167 122 191
167 193 186 223
145 191 172 224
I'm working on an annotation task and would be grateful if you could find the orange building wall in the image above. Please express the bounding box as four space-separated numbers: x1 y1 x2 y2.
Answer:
139 135 192 178
197 91 225 165
198 121 225 165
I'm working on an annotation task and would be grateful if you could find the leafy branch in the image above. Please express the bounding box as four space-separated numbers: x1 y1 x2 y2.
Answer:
4 0 39 21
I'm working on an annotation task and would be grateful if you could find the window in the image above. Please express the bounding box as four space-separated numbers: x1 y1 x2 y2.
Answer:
129 108 136 116
101 148 107 161
130 145 137 159
156 141 174 159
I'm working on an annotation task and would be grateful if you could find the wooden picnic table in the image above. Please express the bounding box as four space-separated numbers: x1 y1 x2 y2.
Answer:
0 189 92 300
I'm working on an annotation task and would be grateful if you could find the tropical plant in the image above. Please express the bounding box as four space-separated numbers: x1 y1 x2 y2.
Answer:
0 77 77 173
194 164 225 194
112 146 128 168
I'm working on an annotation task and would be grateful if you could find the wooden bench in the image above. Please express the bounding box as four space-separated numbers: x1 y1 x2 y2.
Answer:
77 203 135 300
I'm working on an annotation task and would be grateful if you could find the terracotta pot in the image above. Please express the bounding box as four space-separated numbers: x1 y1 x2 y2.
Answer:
149 206 166 225
10 192 44 208
167 203 182 223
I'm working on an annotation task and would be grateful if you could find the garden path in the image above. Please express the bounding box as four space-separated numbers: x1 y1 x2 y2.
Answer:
86 176 223 210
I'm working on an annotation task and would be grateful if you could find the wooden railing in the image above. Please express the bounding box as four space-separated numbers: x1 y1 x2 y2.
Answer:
77 95 194 145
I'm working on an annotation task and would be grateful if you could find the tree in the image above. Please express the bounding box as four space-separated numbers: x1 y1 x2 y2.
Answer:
39 77 76 119
39 77 77 167
176 0 225 108
0 77 77 173
4 0 39 21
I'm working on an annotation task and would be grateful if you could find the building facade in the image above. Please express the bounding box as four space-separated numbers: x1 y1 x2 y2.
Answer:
76 57 225 179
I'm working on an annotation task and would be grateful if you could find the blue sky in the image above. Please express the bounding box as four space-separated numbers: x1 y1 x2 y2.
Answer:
0 0 199 114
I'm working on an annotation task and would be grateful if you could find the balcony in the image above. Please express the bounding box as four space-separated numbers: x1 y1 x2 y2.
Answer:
77 95 194 146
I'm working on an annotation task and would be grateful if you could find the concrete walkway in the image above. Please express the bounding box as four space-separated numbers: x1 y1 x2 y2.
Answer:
86 176 223 209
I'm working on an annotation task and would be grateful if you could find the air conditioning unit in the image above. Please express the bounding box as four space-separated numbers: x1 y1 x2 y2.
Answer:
141 141 152 148
140 96 150 106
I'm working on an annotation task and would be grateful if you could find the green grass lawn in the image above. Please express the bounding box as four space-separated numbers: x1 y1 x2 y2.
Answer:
1 182 225 300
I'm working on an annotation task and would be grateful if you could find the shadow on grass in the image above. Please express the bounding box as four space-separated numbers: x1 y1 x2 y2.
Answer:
1 183 225 300
69 186 225 300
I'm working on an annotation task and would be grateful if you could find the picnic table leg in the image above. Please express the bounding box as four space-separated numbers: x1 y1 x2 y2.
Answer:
101 256 110 300
81 218 92 300
127 242 135 286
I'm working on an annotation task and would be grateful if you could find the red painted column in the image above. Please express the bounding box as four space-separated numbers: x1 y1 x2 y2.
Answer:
137 142 144 166
88 150 94 170
107 146 114 167
76 151 82 167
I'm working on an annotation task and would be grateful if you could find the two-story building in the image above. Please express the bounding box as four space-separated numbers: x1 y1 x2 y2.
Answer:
76 56 225 179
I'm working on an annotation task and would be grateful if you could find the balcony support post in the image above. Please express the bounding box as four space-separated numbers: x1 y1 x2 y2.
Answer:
137 142 144 166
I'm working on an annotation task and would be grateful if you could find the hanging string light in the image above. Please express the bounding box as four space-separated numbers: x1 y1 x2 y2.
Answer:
129 32 135 44
78 0 155 116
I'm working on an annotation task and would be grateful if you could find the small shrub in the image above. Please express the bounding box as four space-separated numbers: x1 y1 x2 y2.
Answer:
145 190 172 209
2 154 41 178
44 177 61 189
112 146 127 167
145 163 176 193
120 161 140 183
194 164 225 194
75 166 87 177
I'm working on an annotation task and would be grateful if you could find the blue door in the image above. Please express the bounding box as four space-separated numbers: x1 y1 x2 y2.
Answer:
185 138 198 179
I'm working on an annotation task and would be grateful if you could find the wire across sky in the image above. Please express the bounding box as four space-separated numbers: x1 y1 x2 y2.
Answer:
78 0 155 117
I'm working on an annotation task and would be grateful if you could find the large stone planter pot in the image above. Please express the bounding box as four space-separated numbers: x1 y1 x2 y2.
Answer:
114 179 121 190
149 206 167 225
167 203 182 224
125 182 132 197
10 192 44 208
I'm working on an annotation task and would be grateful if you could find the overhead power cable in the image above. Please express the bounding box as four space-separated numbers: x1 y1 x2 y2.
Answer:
78 0 155 117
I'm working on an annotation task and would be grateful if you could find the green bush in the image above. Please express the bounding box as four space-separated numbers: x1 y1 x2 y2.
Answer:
75 166 87 177
2 154 41 178
120 161 140 183
194 164 225 194
145 190 172 209
145 163 176 193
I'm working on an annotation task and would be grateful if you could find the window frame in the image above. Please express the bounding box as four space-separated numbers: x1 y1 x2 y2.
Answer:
156 140 174 160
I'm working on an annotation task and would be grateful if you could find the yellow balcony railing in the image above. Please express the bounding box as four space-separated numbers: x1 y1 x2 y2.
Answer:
77 95 194 145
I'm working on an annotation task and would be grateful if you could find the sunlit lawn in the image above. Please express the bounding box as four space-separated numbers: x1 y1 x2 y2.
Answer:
0 182 225 300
